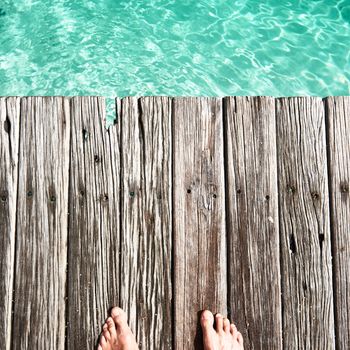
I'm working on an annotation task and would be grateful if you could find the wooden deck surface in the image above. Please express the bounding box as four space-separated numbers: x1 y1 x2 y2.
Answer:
0 96 349 349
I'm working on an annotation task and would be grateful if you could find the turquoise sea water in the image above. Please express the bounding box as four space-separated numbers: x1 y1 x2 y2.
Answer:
0 0 349 99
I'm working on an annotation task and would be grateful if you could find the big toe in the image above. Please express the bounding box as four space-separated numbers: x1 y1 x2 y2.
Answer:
111 307 128 329
201 310 215 333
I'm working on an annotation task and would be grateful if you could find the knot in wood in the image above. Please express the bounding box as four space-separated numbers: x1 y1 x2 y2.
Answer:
340 184 349 193
287 185 296 194
311 192 319 200
82 128 89 140
4 117 10 133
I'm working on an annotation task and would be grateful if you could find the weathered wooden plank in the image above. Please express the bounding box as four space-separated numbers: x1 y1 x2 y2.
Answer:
67 96 120 349
11 97 70 349
224 96 282 349
119 96 172 349
173 97 227 349
277 97 335 349
325 96 350 350
0 97 20 350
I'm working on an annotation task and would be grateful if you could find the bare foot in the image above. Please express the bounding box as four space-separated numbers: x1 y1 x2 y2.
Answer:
201 310 244 350
98 307 138 350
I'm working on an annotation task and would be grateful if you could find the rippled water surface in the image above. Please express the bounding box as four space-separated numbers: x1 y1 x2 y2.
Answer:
0 0 349 97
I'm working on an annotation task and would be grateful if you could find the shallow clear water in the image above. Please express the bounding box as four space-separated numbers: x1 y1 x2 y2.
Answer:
0 0 349 99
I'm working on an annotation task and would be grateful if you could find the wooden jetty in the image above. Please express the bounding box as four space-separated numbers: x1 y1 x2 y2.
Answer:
0 96 349 349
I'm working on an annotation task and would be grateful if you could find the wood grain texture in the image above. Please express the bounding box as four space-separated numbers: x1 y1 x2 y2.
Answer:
119 97 172 349
277 97 335 349
224 97 282 349
2 95 348 349
325 96 350 350
173 97 227 350
11 97 70 349
67 96 120 349
0 97 20 350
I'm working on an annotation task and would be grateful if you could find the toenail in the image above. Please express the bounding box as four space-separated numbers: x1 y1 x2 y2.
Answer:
111 307 120 317
201 310 213 320
216 313 222 317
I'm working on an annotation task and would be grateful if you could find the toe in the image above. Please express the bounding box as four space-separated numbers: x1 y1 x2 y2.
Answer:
237 331 244 345
106 317 117 336
100 334 107 347
223 318 230 333
103 329 111 341
230 323 237 336
215 313 224 332
111 307 128 329
200 310 214 334
97 345 102 350
102 323 108 332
